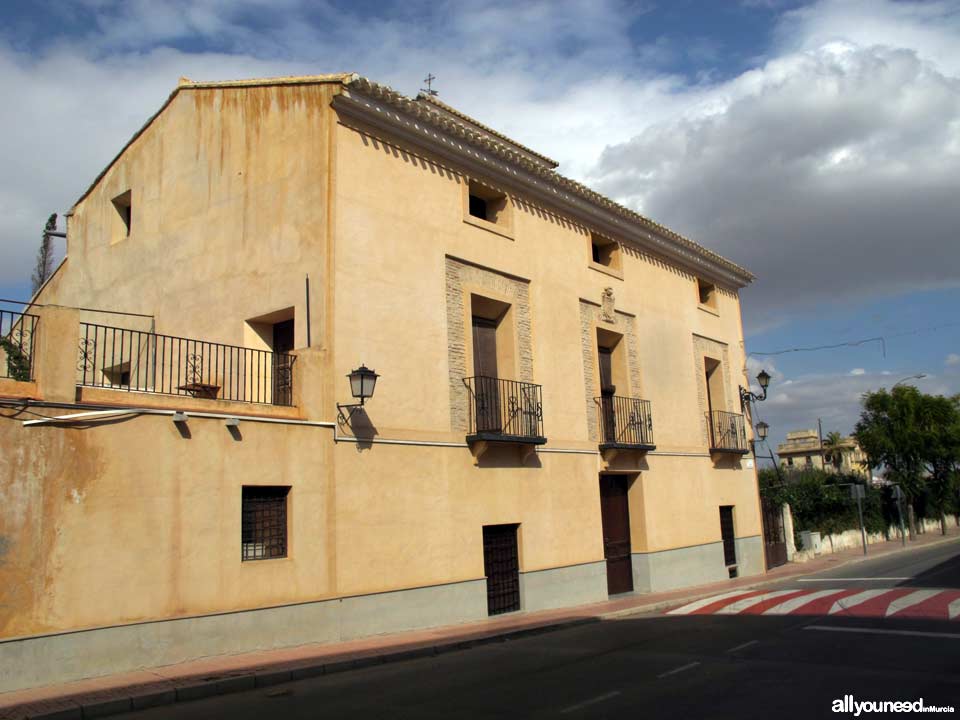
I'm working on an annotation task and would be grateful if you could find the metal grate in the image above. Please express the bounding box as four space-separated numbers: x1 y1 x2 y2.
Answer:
719 506 737 567
482 524 520 615
242 486 289 561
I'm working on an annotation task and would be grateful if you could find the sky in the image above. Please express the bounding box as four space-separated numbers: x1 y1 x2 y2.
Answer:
0 0 958 456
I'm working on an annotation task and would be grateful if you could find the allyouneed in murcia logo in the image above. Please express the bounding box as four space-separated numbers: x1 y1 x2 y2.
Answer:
833 695 955 715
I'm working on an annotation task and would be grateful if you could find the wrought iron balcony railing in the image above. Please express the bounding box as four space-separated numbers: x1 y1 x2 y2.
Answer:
77 322 295 406
595 395 655 450
706 410 749 454
465 376 545 444
0 310 38 382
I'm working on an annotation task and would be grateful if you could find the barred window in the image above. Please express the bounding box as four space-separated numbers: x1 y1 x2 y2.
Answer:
241 486 289 561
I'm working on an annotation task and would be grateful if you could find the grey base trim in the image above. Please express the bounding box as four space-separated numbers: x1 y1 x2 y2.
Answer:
0 580 488 694
0 558 615 694
519 560 608 612
632 535 764 593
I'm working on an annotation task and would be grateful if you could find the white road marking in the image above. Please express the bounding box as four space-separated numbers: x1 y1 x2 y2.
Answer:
716 590 799 615
666 590 754 615
950 598 960 620
726 640 759 653
828 589 891 614
559 691 621 714
885 590 941 617
798 577 910 582
762 589 844 615
657 661 701 679
805 626 960 640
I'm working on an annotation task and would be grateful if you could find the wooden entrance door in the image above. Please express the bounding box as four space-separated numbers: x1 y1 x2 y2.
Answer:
599 475 633 595
472 317 501 433
482 524 520 615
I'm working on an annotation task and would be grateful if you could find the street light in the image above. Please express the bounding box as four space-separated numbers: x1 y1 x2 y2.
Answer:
739 369 772 409
751 420 783 482
337 364 380 424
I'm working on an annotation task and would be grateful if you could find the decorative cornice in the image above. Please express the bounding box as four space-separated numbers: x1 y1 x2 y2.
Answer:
337 79 754 287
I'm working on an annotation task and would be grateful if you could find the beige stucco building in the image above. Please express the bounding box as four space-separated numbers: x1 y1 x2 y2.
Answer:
0 74 765 692
777 429 869 476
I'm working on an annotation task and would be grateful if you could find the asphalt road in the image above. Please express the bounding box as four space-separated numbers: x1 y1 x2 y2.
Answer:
116 538 960 719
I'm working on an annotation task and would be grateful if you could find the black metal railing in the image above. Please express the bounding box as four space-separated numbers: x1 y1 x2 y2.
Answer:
77 323 295 406
706 410 748 452
465 376 545 442
595 396 654 449
0 310 38 381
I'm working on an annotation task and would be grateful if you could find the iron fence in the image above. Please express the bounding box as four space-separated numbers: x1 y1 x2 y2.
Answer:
465 376 544 441
706 410 748 452
77 322 295 405
596 395 654 448
0 310 38 381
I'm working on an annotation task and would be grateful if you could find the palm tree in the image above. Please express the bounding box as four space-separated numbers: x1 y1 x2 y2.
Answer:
823 431 845 472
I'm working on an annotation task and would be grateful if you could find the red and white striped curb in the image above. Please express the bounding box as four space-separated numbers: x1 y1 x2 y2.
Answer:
666 588 960 619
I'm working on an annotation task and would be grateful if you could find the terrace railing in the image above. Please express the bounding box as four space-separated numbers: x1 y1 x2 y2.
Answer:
706 410 748 453
595 395 655 450
0 310 38 381
77 322 295 406
464 376 545 443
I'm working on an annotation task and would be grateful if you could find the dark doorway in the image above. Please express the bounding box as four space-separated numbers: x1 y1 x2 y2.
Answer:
599 475 633 595
472 316 501 433
482 524 520 615
761 496 788 569
272 319 294 406
719 506 737 577
598 346 616 444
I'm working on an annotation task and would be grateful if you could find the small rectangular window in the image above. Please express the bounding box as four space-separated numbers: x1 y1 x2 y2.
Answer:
466 180 510 229
112 190 132 239
589 232 621 271
697 278 716 308
242 486 289 561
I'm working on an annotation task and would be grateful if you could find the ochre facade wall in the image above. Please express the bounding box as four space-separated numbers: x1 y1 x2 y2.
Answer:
1 80 762 661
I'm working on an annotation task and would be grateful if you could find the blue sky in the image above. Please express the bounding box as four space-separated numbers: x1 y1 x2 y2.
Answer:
0 0 958 453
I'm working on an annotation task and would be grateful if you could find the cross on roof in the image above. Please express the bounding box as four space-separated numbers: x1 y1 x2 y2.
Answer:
420 73 438 96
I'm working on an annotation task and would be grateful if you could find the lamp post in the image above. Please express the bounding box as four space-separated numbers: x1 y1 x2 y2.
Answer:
337 364 380 424
752 420 784 483
739 369 772 409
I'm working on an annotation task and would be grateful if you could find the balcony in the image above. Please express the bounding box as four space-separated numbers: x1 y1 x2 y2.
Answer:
706 410 749 454
0 310 38 382
77 322 295 406
595 396 655 452
464 376 546 446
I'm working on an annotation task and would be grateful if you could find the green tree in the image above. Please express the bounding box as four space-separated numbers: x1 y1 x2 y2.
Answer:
31 213 57 295
917 393 960 534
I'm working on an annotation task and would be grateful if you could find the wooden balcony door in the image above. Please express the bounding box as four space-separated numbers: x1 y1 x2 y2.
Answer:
272 319 294 406
472 317 501 433
599 475 634 595
599 346 616 444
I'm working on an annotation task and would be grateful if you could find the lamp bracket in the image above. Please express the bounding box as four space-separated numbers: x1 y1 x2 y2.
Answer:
337 399 365 425
739 385 767 409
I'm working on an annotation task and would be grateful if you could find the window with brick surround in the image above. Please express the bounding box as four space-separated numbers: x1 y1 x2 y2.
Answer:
241 486 289 561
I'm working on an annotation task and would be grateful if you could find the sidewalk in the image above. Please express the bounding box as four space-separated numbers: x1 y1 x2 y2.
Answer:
3 528 958 720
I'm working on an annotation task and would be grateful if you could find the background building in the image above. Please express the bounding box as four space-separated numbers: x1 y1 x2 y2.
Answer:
0 74 764 692
777 429 869 476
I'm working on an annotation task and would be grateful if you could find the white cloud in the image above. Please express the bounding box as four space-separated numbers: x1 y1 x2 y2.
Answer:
849 368 866 376
947 353 960 366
